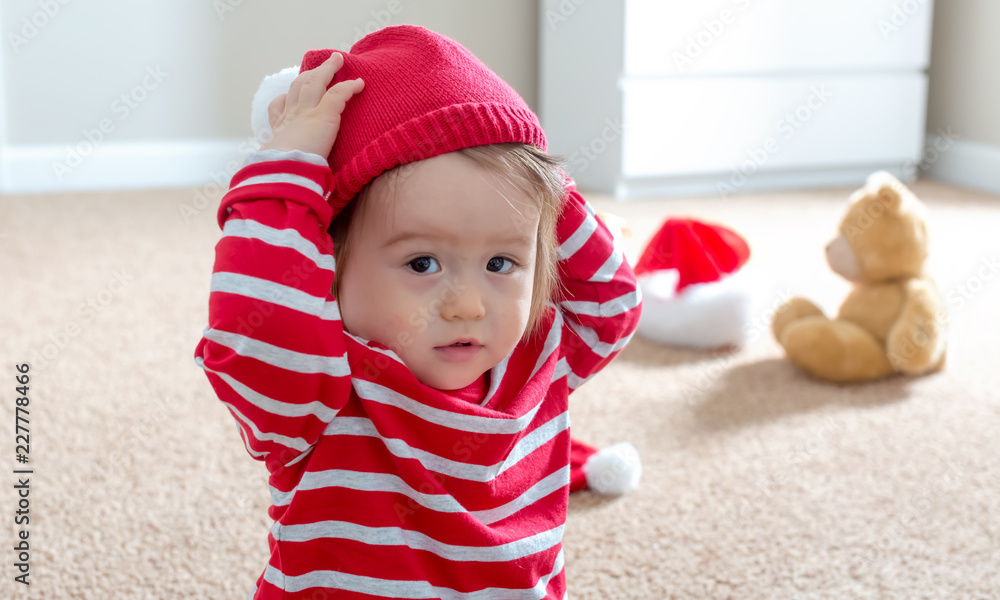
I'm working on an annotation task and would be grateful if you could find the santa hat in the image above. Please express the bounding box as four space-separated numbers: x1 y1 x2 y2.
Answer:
634 218 754 349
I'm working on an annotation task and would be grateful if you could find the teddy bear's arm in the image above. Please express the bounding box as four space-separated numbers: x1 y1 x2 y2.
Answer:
885 279 947 374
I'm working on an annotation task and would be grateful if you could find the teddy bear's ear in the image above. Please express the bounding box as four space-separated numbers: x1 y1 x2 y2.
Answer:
876 183 903 212
867 171 906 211
250 65 300 148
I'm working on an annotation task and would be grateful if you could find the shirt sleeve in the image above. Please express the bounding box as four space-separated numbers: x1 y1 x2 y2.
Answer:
193 150 352 472
554 178 642 392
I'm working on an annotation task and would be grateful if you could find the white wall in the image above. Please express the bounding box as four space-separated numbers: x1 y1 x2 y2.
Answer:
0 0 538 193
3 1 997 196
924 0 1000 194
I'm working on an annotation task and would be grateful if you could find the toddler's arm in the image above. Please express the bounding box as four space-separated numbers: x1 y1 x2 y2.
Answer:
554 180 642 392
194 55 364 472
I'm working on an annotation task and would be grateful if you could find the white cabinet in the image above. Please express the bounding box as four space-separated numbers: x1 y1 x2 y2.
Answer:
539 0 935 198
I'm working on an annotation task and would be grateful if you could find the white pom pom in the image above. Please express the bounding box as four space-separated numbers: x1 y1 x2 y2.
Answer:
584 442 642 495
250 66 300 147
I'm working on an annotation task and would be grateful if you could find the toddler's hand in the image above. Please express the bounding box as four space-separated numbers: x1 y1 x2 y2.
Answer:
260 52 364 158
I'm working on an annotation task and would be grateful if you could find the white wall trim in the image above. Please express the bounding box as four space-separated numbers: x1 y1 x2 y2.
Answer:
0 138 252 195
923 134 1000 196
607 164 914 200
0 8 9 189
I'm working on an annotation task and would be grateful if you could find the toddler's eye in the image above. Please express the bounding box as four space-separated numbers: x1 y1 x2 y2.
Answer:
487 256 515 273
407 256 440 274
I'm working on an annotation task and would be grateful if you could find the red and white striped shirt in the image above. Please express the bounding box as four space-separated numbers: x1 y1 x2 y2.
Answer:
195 150 642 599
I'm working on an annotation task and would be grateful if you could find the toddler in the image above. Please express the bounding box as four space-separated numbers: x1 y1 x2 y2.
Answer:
196 25 641 600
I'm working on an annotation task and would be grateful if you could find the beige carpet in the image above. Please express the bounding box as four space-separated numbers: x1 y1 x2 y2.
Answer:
1 178 998 599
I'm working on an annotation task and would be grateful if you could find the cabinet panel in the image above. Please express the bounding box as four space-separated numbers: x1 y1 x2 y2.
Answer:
624 0 934 77
621 74 927 177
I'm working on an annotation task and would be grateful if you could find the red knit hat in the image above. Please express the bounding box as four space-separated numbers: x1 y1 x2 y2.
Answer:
298 25 548 213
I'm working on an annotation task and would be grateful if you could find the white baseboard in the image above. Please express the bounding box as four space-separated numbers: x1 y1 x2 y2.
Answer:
0 138 255 195
923 135 1000 196
7 135 994 199
610 164 915 200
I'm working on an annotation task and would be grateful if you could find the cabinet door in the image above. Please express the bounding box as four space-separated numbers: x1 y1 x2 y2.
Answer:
621 74 927 177
625 0 935 77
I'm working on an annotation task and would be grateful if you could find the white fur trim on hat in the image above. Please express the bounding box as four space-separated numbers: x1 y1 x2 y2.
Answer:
250 65 299 147
584 442 642 495
636 268 754 349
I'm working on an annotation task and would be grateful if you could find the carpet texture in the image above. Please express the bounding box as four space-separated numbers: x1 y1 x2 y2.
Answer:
1 179 998 599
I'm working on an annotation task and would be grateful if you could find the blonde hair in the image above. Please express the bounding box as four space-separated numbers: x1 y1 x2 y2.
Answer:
329 143 567 342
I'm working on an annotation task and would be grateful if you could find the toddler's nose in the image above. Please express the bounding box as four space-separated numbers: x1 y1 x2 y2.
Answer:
440 283 486 322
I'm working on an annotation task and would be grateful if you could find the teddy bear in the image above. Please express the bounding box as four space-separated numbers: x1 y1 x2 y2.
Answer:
772 172 947 383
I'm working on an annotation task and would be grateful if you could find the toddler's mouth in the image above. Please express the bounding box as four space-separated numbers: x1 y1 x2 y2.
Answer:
435 339 483 362
439 338 481 348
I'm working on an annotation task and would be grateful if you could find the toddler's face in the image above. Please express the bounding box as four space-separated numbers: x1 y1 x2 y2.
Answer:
337 151 539 391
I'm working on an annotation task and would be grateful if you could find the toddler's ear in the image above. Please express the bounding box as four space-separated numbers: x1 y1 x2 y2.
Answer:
250 65 300 147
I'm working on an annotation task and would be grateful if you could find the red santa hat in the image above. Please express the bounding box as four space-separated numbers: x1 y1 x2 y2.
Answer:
634 218 754 349
634 218 750 291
